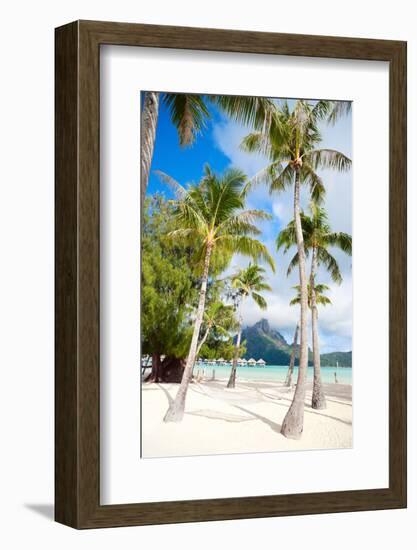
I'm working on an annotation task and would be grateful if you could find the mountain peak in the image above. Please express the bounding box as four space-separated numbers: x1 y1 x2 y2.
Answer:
241 320 352 366
255 318 271 334
253 318 288 345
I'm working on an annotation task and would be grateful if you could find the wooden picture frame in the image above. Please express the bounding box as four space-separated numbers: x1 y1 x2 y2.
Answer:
55 20 407 528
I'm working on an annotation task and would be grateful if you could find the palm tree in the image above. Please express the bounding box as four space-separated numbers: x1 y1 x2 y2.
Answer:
278 204 352 409
285 322 299 387
195 301 237 365
290 283 332 307
158 165 275 422
141 93 277 204
227 264 271 389
242 99 351 438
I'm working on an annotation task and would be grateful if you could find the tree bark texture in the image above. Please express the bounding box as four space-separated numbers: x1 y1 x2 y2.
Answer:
310 247 327 409
140 91 160 205
163 244 212 422
281 170 309 439
285 322 299 387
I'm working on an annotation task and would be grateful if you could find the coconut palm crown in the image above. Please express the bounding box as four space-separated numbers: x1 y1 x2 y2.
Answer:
276 202 352 284
290 283 332 308
241 100 352 201
231 263 271 309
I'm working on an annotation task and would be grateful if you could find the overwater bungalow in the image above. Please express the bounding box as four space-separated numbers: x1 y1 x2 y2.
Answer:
248 358 257 366
257 358 266 367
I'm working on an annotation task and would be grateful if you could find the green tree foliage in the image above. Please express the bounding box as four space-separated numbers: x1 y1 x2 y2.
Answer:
141 195 198 361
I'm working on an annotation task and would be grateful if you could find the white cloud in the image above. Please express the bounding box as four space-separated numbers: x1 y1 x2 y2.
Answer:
212 119 269 178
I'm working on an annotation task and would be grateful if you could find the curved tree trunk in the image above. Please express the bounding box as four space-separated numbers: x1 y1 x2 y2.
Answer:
192 325 211 376
141 91 160 205
285 322 299 387
163 244 212 422
227 300 243 389
310 247 327 409
281 170 309 439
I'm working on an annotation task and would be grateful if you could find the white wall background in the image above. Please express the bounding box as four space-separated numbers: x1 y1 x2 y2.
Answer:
0 1 415 548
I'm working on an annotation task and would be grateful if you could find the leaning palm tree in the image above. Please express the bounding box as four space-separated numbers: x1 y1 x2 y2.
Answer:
242 99 351 438
158 165 275 422
278 203 352 409
141 93 277 203
195 301 237 366
227 264 271 389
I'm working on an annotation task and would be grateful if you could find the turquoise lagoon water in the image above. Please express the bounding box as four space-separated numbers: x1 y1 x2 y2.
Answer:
195 363 352 385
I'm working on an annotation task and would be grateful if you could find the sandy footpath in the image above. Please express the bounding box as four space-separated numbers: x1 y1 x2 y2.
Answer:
141 379 352 458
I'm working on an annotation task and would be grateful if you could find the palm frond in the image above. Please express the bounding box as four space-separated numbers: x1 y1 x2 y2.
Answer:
291 282 331 308
240 131 274 158
318 248 343 284
326 231 352 255
163 93 210 146
276 222 296 253
219 235 276 272
314 283 331 293
286 251 301 277
209 95 279 133
303 148 352 172
252 292 268 310
269 162 294 194
311 100 334 122
217 209 271 236
328 101 352 125
301 163 326 203
155 170 187 199
316 295 332 306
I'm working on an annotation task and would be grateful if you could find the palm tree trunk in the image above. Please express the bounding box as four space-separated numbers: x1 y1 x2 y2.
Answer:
153 352 162 383
227 300 243 389
310 247 327 409
281 170 309 439
285 322 299 387
196 326 210 358
141 91 160 205
146 352 161 383
163 244 213 422
193 325 211 375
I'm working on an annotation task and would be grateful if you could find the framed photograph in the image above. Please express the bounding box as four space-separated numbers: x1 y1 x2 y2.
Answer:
55 20 407 528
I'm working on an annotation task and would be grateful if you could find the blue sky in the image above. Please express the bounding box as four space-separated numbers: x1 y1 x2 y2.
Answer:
145 94 352 353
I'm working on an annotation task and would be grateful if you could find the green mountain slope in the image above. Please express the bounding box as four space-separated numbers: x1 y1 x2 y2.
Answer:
319 351 352 367
241 319 351 367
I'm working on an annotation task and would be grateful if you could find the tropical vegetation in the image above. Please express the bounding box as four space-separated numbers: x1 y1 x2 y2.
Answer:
156 165 275 422
141 92 352 440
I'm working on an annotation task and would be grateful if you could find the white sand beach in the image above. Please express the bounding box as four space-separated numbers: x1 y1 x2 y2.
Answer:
141 379 352 458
